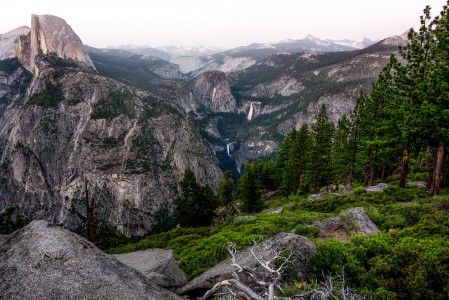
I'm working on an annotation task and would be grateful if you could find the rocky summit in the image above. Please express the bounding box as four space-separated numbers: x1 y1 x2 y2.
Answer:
17 14 95 74
0 220 183 300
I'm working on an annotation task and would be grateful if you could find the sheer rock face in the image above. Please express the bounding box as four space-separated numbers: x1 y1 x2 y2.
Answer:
0 221 183 300
0 60 222 237
186 70 237 113
17 14 95 74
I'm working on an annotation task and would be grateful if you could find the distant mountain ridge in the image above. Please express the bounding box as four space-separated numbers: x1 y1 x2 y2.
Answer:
104 35 377 75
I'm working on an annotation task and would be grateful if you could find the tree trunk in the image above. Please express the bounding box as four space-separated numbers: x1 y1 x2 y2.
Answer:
347 138 357 190
369 164 375 186
442 155 449 188
399 146 409 188
296 159 303 193
430 143 444 196
369 147 377 186
381 165 387 181
427 154 436 189
363 165 370 186
347 168 354 191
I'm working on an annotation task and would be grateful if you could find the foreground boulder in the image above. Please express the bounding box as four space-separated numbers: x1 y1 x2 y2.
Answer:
0 221 183 300
178 233 316 297
113 248 187 290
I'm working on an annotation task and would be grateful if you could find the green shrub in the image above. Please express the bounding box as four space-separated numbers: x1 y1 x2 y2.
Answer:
0 206 28 234
353 186 367 197
407 172 428 182
293 225 320 238
312 230 449 299
384 186 427 202
301 195 361 213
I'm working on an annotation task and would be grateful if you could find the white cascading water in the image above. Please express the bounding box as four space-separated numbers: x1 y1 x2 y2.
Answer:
247 102 254 121
227 143 232 156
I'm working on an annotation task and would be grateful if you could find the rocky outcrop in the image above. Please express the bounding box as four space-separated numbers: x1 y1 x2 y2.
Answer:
113 249 187 290
278 94 355 135
249 75 304 98
314 207 380 240
313 216 349 241
17 14 95 74
0 26 31 60
406 181 426 188
178 233 316 297
366 183 388 192
139 54 186 80
0 220 183 300
339 207 380 236
0 59 32 114
186 71 236 113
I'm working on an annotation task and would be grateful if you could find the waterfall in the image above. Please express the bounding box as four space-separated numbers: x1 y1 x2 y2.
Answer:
227 143 232 156
247 102 254 121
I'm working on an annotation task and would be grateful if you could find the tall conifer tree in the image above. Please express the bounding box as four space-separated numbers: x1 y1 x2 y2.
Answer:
309 104 335 191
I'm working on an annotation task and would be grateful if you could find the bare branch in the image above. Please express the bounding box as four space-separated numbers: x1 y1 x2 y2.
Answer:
199 279 264 300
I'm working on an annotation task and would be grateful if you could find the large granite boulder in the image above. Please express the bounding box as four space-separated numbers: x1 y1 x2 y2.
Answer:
177 233 316 298
0 221 183 300
339 207 380 236
113 249 187 290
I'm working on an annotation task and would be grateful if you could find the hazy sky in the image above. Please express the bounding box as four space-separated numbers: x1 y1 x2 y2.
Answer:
1 0 446 49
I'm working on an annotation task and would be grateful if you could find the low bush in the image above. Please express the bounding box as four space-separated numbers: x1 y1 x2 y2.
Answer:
312 233 449 299
0 206 28 234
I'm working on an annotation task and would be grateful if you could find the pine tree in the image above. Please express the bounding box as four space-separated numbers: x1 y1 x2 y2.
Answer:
347 92 365 189
332 115 351 185
175 169 218 227
295 123 310 192
260 155 279 191
279 128 298 195
309 104 335 191
422 2 449 195
396 6 435 189
238 162 263 213
218 170 234 209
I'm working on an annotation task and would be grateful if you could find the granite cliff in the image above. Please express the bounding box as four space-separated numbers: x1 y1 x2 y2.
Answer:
0 15 221 236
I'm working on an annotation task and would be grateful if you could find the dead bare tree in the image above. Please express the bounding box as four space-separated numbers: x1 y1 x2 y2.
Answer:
200 242 365 300
200 241 292 300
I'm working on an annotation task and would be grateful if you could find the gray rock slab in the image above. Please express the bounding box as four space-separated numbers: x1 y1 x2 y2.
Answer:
406 181 427 188
0 220 183 300
366 183 388 192
233 215 255 221
113 248 187 289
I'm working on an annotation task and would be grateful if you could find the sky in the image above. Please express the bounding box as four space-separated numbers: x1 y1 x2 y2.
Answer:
1 0 447 49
